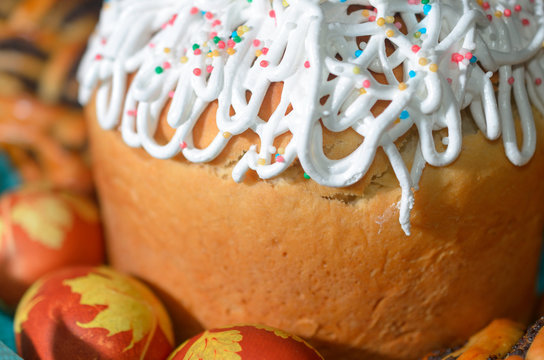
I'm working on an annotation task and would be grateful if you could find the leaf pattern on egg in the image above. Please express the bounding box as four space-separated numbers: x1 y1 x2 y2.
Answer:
182 330 243 360
11 195 72 249
63 267 166 355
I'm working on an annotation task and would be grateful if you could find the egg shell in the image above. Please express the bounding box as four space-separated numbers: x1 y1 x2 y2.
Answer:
14 266 175 360
168 324 324 360
0 185 104 309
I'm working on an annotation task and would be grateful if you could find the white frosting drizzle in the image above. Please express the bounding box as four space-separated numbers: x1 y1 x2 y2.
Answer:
78 0 544 235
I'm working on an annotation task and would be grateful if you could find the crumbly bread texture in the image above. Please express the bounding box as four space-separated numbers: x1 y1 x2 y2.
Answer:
86 84 544 359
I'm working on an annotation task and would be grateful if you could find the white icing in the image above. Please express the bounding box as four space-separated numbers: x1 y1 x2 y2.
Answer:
78 0 544 235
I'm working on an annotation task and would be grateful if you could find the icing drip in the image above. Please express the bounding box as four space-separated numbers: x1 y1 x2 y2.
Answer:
78 0 544 235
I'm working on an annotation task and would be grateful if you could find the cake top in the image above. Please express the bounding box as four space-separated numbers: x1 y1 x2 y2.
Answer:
78 0 544 235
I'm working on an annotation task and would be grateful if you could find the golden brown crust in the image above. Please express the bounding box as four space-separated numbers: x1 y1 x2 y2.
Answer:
86 86 544 360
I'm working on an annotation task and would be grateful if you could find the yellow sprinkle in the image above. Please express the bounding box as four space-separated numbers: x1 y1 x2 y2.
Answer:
418 57 428 66
376 17 385 27
495 10 502 17
241 25 250 33
212 49 220 57
257 158 266 166
164 47 171 54
255 49 263 57
362 10 370 17
203 41 208 47
227 48 236 55
429 63 438 72
207 52 214 58
278 147 285 155
223 132 232 139
394 118 400 124
180 56 188 63
385 16 395 24
353 66 361 74
414 31 421 38
282 0 289 7
359 88 367 95
386 29 395 38
398 82 407 91
476 0 483 5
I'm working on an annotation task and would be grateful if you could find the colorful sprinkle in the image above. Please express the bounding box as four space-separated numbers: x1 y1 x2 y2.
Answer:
303 173 311 180
376 17 385 26
278 147 285 155
363 80 371 88
218 41 226 49
423 4 431 15
355 49 363 58
180 141 187 150
190 7 199 14
276 155 285 163
418 57 428 66
262 47 269 55
194 48 201 55
504 9 512 17
429 63 438 72
400 110 410 119
353 66 361 74
385 16 395 24
260 60 269 67
223 132 232 139
508 77 515 85
269 10 276 18
412 45 421 53
205 12 213 20
514 4 522 11
362 10 370 17
193 68 202 76
469 56 478 63
304 61 311 68
163 47 171 54
206 65 214 73
398 82 407 91
227 48 236 55
168 91 175 98
409 70 416 78
212 19 221 27
127 110 137 117
94 54 103 60
253 39 261 47
155 66 164 74
257 158 266 165
180 56 188 63
482 2 490 10
522 18 530 26
386 29 395 38
359 88 367 95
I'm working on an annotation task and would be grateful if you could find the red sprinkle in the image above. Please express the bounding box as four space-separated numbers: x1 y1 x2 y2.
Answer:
522 18 530 26
163 61 171 69
253 39 261 47
210 31 218 38
101 38 107 45
218 41 226 49
504 9 511 16
212 19 221 27
362 80 371 88
465 52 473 60
276 155 285 163
304 61 310 68
227 39 236 48
536 78 542 86
411 45 421 53
193 68 202 76
261 47 269 55
508 77 515 85
260 60 269 67
95 54 103 60
206 65 214 73
180 141 187 150
190 7 199 14
269 10 276 18
451 53 464 63
127 110 137 116
149 43 156 48
447 78 453 84
168 91 175 98
194 49 202 55
482 2 490 10
205 12 213 20
168 14 177 25
368 15 376 21
514 4 522 11
487 14 492 21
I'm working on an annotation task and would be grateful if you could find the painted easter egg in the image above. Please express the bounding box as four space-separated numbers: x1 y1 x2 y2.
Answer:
168 324 324 360
0 185 104 310
14 266 174 360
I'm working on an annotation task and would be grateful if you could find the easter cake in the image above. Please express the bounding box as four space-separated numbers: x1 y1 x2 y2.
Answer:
78 0 544 359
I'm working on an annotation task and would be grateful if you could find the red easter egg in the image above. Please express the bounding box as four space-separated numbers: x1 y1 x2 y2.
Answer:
168 324 324 360
14 266 174 360
0 185 104 309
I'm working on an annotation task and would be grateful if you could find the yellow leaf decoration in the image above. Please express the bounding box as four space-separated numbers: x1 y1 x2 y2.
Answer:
11 195 72 249
183 330 243 360
253 324 290 340
63 267 168 353
14 279 45 334
59 193 99 223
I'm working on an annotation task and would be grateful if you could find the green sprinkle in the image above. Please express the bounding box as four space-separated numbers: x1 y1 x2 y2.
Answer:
213 36 221 44
414 31 421 38
303 173 311 180
421 0 429 4
155 66 164 74
192 43 200 50
233 36 241 43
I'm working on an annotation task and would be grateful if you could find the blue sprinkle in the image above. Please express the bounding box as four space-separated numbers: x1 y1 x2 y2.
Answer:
400 110 410 120
423 4 431 15
232 31 238 38
275 153 280 157
419 27 427 34
201 11 206 15
354 49 363 58
470 56 477 63
340 0 347 2
409 70 416 78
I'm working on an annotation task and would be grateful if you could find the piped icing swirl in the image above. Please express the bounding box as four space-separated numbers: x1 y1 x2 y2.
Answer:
78 0 544 235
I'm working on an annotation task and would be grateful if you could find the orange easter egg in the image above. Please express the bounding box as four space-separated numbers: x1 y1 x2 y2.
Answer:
168 324 324 360
0 186 104 309
14 266 174 360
